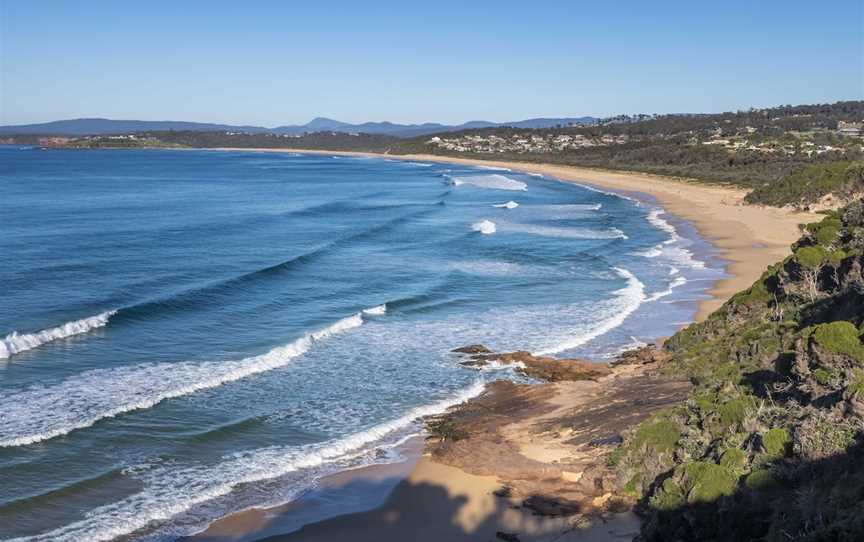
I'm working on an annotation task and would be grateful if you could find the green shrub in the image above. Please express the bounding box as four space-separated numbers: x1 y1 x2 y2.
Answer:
718 398 753 431
745 468 776 490
719 448 748 474
809 217 843 246
762 428 792 459
813 367 832 385
632 418 681 454
813 321 864 363
676 461 739 503
745 161 862 207
650 478 686 511
795 245 828 268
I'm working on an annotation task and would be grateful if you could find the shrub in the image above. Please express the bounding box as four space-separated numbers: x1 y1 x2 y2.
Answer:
718 398 754 431
745 468 776 490
795 245 828 268
813 321 864 363
813 367 833 385
719 448 748 474
762 428 792 459
632 418 681 454
650 478 686 511
676 461 739 503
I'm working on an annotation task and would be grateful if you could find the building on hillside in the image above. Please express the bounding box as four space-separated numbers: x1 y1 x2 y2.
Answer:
837 121 863 137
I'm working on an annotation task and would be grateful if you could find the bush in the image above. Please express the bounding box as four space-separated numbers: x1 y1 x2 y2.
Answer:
676 461 739 503
719 448 748 474
814 321 864 363
796 245 828 268
762 428 792 459
745 468 776 490
632 418 681 454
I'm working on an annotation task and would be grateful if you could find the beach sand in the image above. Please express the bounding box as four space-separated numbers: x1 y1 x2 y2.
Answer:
191 149 821 542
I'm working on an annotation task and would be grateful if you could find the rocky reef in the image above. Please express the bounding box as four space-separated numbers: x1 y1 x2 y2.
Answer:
610 200 864 541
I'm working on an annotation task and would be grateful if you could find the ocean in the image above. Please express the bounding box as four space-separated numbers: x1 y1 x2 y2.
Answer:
0 147 724 541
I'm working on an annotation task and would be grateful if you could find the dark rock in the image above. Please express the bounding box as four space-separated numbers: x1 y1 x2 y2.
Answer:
467 350 611 382
587 434 624 447
496 532 521 542
522 495 582 516
452 344 492 354
610 345 671 366
493 486 513 498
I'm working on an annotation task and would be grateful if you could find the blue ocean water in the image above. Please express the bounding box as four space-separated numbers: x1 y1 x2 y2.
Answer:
0 147 723 541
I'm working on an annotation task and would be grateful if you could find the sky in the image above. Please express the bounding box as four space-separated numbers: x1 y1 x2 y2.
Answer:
1 0 862 126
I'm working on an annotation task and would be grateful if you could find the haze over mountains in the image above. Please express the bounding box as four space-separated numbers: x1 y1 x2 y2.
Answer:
0 116 598 138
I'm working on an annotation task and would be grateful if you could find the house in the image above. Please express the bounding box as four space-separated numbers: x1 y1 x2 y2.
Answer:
838 121 863 137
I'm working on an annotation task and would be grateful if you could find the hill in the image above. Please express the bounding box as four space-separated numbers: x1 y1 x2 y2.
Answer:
0 116 598 138
611 200 864 540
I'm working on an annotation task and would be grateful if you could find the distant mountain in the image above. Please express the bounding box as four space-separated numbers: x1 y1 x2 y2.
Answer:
0 116 598 138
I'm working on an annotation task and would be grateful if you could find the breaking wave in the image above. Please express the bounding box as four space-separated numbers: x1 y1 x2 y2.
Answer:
534 267 645 355
0 307 383 448
646 276 688 302
493 201 519 209
0 311 117 359
446 174 527 191
505 224 627 240
636 208 706 269
471 220 497 234
12 381 486 542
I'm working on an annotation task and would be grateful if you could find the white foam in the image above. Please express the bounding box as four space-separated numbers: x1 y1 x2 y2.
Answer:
448 174 527 191
13 381 487 542
646 276 688 302
476 165 511 171
635 208 706 269
471 220 497 235
534 267 645 355
0 308 380 448
493 201 519 209
646 208 677 236
362 304 387 316
505 224 627 240
0 311 117 359
450 260 526 276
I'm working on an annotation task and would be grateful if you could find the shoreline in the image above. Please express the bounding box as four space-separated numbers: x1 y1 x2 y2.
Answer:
188 148 819 542
213 147 820 320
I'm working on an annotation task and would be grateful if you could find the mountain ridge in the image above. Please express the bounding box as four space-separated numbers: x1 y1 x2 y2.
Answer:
0 116 598 137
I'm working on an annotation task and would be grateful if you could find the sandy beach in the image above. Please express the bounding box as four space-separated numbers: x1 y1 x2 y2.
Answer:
189 149 822 542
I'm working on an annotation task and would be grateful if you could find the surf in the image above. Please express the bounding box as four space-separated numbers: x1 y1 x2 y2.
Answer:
0 307 382 448
0 311 117 359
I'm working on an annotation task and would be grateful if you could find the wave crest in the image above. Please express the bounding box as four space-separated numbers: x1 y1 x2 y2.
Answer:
0 307 381 448
0 311 117 359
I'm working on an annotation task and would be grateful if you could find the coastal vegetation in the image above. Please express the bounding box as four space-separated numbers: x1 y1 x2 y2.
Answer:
609 200 864 540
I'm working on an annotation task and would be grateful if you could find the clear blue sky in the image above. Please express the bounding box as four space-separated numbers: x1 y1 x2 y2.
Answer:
1 0 861 126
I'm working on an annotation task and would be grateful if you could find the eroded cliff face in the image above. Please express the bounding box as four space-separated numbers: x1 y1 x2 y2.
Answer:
612 201 864 541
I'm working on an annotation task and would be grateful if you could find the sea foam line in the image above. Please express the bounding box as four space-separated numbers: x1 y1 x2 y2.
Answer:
12 380 486 542
446 173 527 191
534 267 645 355
0 307 382 448
0 311 117 359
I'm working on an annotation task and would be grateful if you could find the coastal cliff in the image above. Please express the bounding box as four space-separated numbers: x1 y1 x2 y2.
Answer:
430 200 864 541
614 200 864 540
